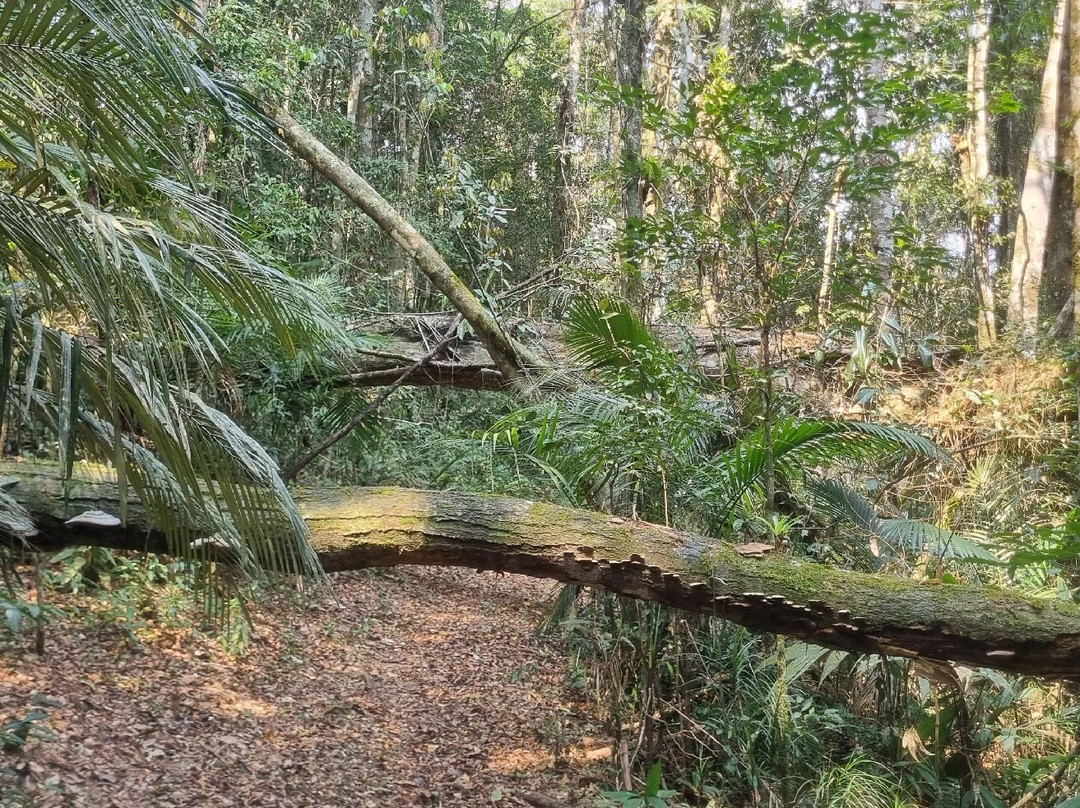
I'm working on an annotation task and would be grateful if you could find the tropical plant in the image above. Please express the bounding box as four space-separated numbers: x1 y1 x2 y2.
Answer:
598 762 680 808
800 756 912 808
0 710 52 752
486 297 949 553
0 0 346 580
489 298 963 802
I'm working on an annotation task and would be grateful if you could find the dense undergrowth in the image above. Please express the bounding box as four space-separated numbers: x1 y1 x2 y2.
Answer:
463 303 1080 807
4 0 1080 805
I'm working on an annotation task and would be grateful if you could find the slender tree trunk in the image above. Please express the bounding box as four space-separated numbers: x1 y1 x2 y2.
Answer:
1047 11 1075 325
191 0 215 179
617 0 645 229
604 1 620 164
1008 0 1069 342
674 1 695 113
818 164 847 330
994 114 1017 274
716 2 733 52
267 107 542 381
411 0 443 309
389 21 412 307
960 0 997 348
1070 0 1080 342
862 0 899 343
553 0 586 262
697 8 732 327
345 0 376 157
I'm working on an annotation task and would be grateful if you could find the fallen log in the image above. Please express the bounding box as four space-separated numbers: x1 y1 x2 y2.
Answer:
342 314 787 392
342 315 966 393
3 461 1079 676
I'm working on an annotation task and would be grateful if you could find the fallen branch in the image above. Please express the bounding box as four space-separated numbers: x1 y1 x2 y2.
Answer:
267 106 543 382
282 316 464 481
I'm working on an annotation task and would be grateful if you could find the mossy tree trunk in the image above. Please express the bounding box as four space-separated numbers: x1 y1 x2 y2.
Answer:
4 462 1080 676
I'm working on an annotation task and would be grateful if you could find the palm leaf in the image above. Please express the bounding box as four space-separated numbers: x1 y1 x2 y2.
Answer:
702 419 947 522
0 0 260 178
4 318 325 580
565 297 696 397
807 478 993 561
0 1 345 591
877 519 994 562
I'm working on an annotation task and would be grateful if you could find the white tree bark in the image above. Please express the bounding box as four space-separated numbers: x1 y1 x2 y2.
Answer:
1008 0 1069 342
961 0 997 347
818 164 847 329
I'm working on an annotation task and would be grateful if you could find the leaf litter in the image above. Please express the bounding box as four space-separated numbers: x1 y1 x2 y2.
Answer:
1 567 610 806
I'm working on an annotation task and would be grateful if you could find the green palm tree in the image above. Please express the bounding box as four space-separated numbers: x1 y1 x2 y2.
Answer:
0 0 346 579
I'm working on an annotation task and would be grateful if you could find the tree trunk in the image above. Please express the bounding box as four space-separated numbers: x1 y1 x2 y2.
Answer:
336 314 820 392
552 0 586 262
617 0 645 229
716 2 733 53
673 0 695 113
399 0 443 309
863 0 899 343
818 164 847 330
266 107 543 382
960 0 997 348
1008 0 1069 342
345 0 376 156
1072 0 1080 341
994 114 1017 275
6 462 1080 676
603 1 620 165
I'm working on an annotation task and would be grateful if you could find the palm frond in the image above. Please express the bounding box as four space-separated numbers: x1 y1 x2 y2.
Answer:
565 297 696 397
806 477 885 537
702 419 947 522
566 298 665 369
0 0 259 177
6 317 326 580
877 519 994 562
807 478 993 562
1 186 344 366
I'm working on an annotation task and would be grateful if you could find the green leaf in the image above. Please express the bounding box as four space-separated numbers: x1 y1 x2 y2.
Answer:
644 762 662 796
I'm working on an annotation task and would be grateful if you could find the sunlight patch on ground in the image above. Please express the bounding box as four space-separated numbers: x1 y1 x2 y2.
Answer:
487 745 554 774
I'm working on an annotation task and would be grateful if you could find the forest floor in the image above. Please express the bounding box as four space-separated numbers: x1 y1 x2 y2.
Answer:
1 567 611 807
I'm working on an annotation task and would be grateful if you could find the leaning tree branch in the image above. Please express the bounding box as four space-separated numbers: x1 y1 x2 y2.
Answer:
3 462 1080 676
266 106 544 383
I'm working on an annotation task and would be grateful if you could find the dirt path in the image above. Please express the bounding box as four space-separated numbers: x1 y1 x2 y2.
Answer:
1 568 609 807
